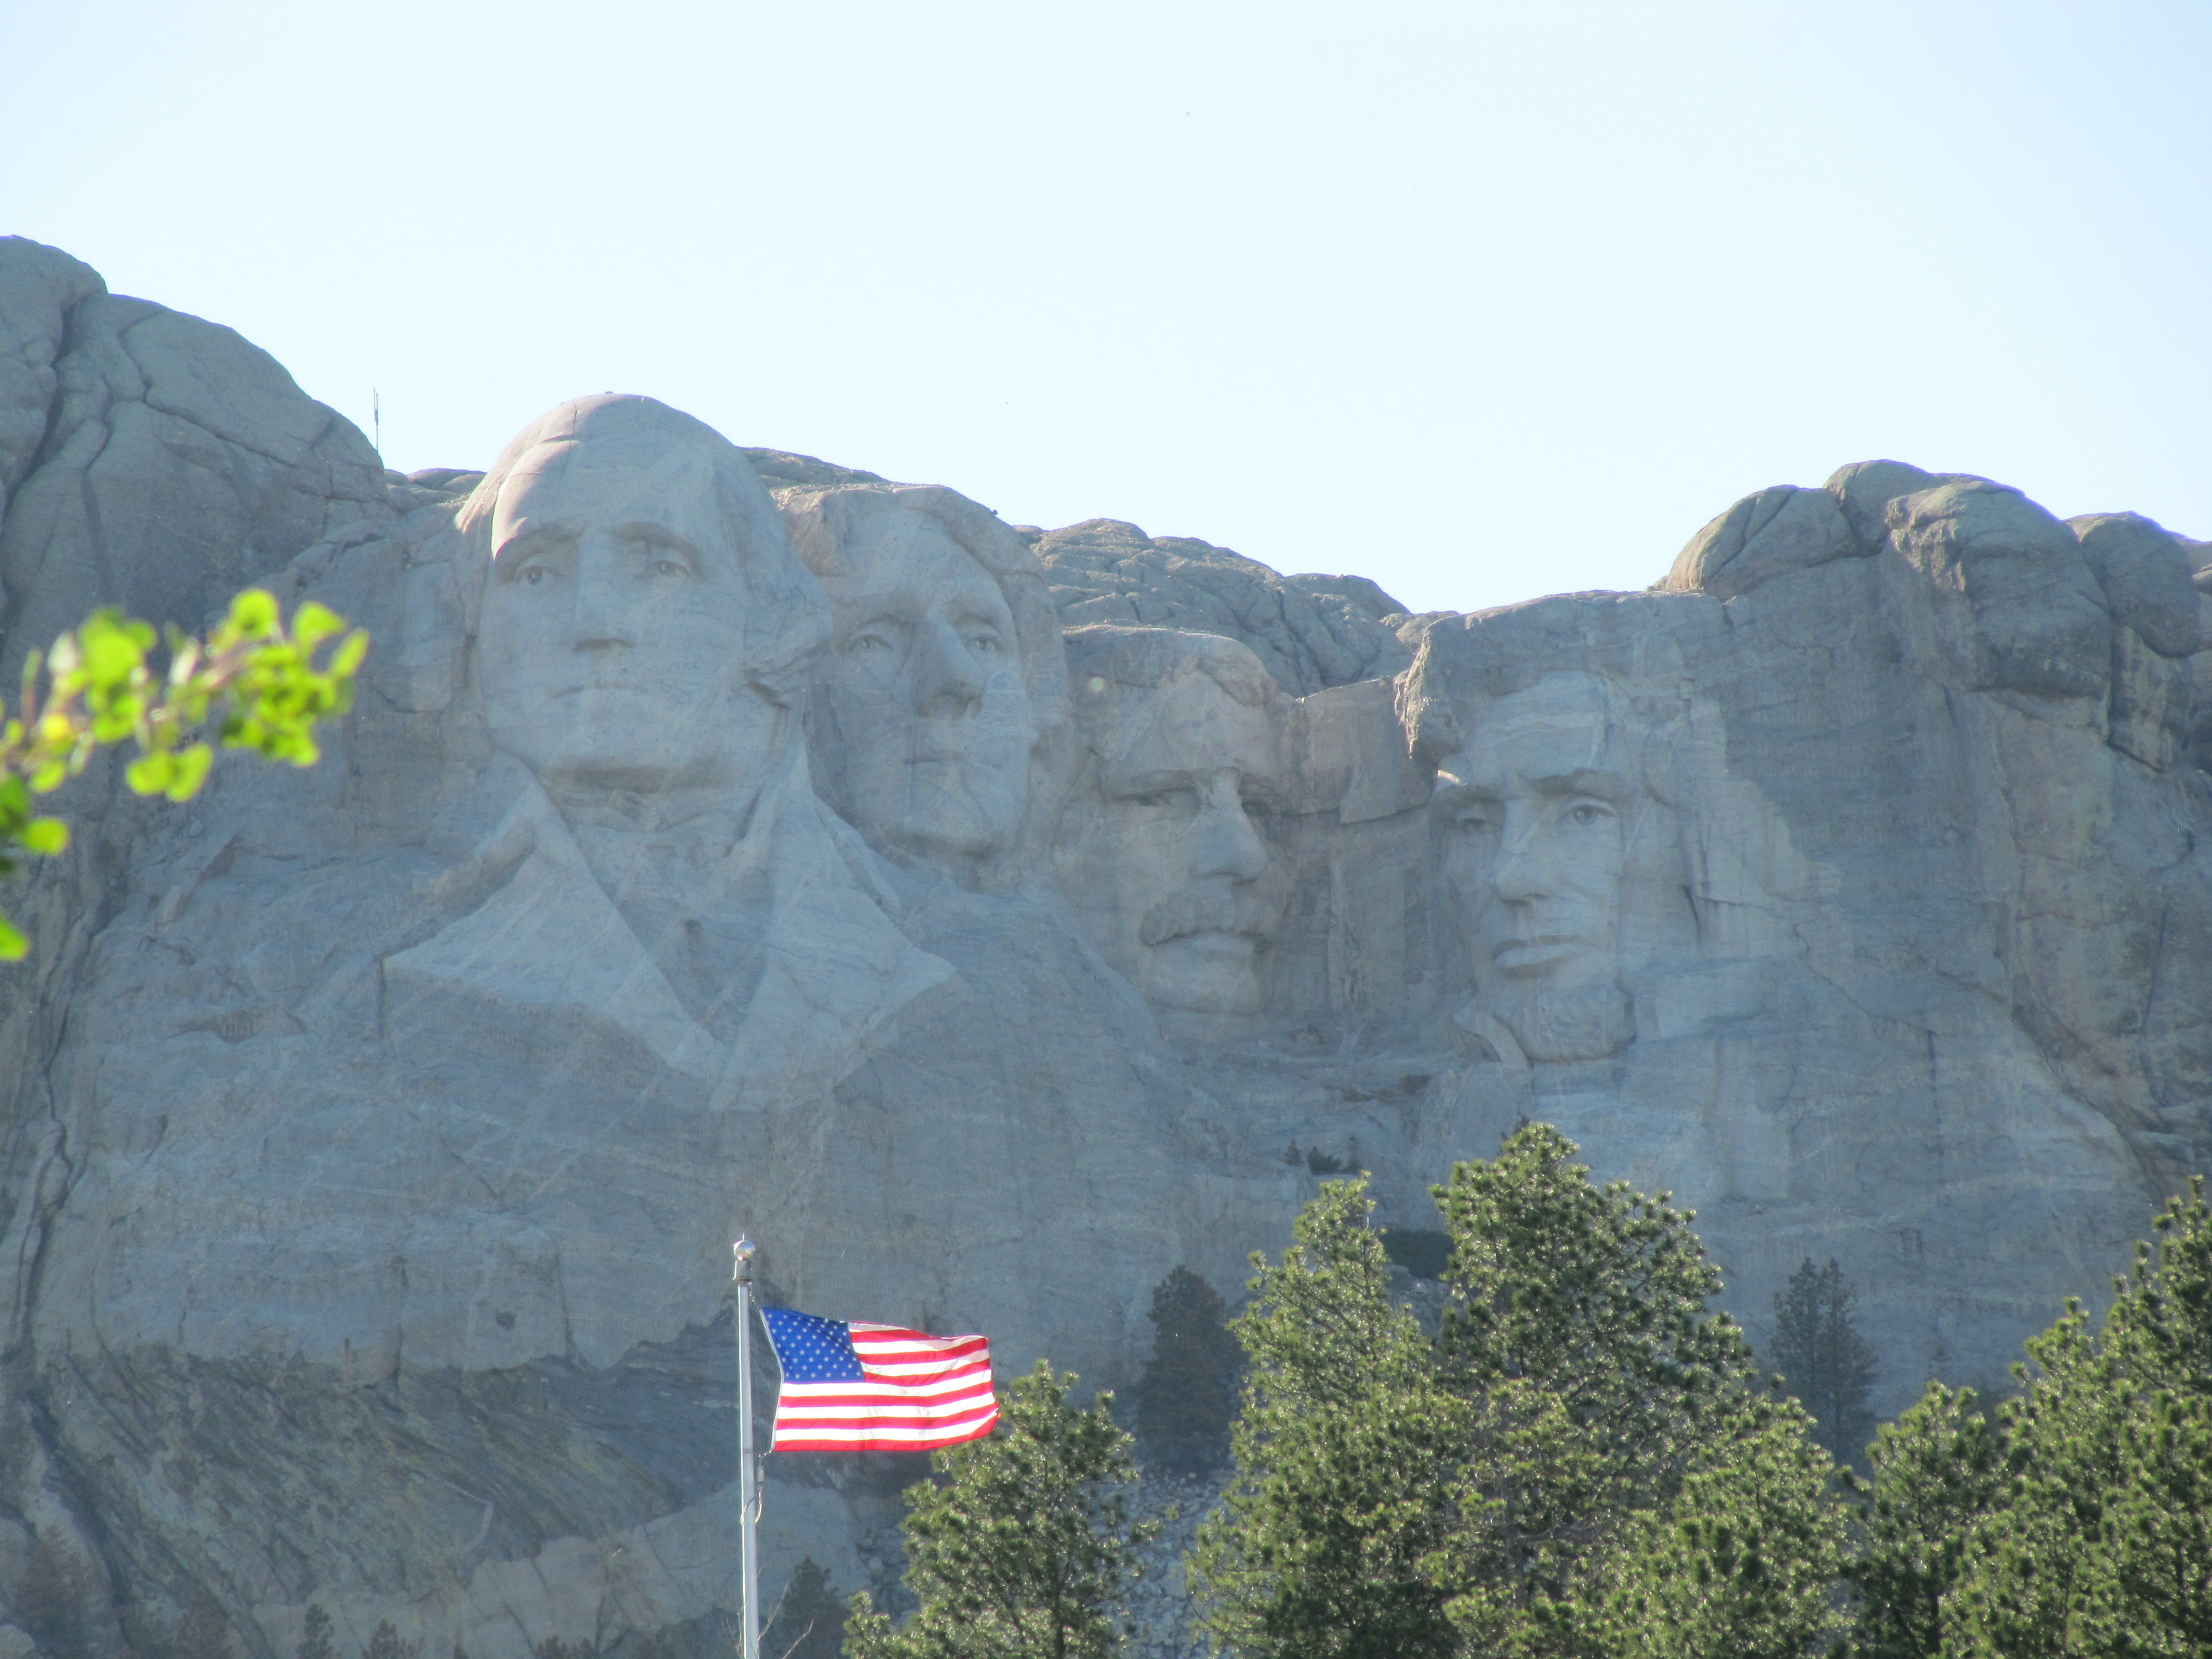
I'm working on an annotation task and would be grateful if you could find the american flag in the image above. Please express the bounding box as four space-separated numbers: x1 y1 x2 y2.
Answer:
760 1308 999 1453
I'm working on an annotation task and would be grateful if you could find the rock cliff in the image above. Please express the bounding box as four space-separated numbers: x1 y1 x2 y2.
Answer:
0 236 2205 1657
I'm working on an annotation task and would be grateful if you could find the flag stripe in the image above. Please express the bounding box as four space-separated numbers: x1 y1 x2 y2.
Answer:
851 1330 988 1355
779 1364 990 1394
776 1410 999 1431
775 1404 1000 1432
774 1407 991 1433
770 1406 1000 1449
778 1385 994 1410
772 1425 998 1450
775 1384 997 1411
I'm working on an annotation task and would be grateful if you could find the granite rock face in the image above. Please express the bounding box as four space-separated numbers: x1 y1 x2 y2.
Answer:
1031 516 1420 695
0 238 389 676
0 242 2206 1657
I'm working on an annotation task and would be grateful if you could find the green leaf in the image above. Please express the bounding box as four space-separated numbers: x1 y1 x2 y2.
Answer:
294 602 345 650
78 616 147 686
18 818 69 855
164 744 213 801
125 751 177 796
0 912 25 961
88 696 143 744
226 587 280 638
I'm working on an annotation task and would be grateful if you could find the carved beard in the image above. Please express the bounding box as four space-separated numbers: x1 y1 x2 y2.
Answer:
1485 978 1636 1063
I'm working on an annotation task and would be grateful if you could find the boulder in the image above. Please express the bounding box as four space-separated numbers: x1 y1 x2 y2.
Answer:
1034 517 1412 693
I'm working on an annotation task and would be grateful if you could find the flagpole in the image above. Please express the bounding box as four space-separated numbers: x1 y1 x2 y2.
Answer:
733 1237 761 1659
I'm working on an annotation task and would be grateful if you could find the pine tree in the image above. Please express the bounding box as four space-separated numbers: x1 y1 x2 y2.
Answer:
1768 1258 1879 1468
15 1535 97 1659
843 1360 1156 1659
174 1588 236 1658
764 1556 846 1659
366 1620 424 1659
298 1604 339 1659
1584 1391 1849 1659
1192 1126 1848 1659
1846 1382 2005 1659
1431 1124 1844 1656
1134 1265 1241 1474
1189 1176 1467 1659
1945 1177 2212 1657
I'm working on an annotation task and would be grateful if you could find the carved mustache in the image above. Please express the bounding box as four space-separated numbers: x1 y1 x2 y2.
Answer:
1140 890 1269 948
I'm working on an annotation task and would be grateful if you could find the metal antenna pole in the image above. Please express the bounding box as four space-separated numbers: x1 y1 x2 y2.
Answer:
734 1237 761 1659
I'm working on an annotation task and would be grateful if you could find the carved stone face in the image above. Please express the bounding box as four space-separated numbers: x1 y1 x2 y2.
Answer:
815 512 1035 869
1057 671 1287 1016
476 442 780 794
1437 673 1636 1056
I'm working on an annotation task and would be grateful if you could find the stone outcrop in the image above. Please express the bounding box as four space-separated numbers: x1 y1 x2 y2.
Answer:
0 238 2205 1657
1029 517 1420 695
0 239 389 676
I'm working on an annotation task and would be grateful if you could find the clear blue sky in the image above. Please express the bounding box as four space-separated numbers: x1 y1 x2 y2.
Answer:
3 2 2206 615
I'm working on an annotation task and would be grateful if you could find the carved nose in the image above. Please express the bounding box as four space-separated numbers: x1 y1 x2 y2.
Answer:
570 542 637 651
913 619 985 718
1489 825 1553 902
1192 783 1269 883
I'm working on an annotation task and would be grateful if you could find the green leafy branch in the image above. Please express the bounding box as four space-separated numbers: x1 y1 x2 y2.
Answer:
0 588 367 959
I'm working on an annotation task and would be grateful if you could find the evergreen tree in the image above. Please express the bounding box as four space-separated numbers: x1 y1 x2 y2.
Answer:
1768 1258 1879 1468
1189 1176 1466 1659
298 1604 339 1659
1945 1177 2212 1657
1430 1124 1844 1656
1193 1126 1847 1659
1585 1391 1849 1659
174 1588 236 1658
15 1535 97 1659
1846 1382 2004 1659
1134 1266 1241 1474
766 1557 847 1659
843 1360 1155 1659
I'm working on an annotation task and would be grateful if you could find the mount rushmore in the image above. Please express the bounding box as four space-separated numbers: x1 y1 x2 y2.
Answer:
0 233 2208 1656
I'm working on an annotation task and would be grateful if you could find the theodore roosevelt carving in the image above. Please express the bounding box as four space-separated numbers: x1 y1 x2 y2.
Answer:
1053 626 1290 1018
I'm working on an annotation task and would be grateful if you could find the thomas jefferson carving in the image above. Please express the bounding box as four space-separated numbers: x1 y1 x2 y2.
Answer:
781 484 1066 889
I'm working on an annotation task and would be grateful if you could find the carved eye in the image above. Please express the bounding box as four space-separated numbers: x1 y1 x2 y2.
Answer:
1134 789 1198 813
1569 802 1607 827
522 566 550 586
653 559 687 578
968 634 1002 655
851 633 893 654
1454 811 1490 835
